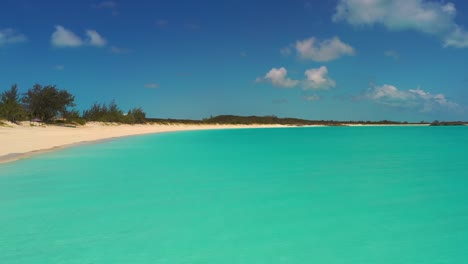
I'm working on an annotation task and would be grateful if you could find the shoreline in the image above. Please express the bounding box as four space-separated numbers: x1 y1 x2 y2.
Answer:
0 122 444 165
0 123 292 164
0 137 123 164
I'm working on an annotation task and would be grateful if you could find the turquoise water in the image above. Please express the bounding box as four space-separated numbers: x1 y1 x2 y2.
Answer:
1 127 468 263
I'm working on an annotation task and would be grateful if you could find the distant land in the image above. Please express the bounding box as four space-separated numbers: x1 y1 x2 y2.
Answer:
146 115 468 126
2 85 465 127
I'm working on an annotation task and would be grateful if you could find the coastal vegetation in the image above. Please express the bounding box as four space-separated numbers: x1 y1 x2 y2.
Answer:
202 115 354 125
0 85 26 123
0 84 146 125
22 84 76 123
1 84 466 126
83 101 146 124
429 120 467 126
148 115 467 126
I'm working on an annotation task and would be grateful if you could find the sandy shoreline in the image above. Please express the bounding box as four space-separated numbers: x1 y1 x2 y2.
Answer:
0 122 291 164
0 121 434 164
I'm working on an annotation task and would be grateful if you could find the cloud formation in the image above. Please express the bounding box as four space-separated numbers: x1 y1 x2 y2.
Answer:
86 30 107 47
365 84 460 112
257 67 299 88
0 28 27 46
258 66 336 90
294 36 355 61
333 0 468 48
303 66 336 90
51 26 84 47
51 26 107 48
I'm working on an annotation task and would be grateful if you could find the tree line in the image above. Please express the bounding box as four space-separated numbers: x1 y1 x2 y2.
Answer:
0 84 146 124
147 115 454 126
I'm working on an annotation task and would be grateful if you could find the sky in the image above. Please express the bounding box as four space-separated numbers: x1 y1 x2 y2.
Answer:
1 0 468 121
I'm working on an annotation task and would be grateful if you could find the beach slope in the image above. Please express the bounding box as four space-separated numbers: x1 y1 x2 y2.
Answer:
0 122 286 163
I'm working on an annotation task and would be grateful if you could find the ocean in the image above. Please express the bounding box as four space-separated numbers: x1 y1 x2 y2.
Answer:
1 126 468 263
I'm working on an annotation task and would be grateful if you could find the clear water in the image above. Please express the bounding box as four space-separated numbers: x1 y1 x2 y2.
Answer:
1 127 468 263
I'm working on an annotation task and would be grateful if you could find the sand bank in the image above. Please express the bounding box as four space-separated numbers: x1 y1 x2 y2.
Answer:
0 122 291 164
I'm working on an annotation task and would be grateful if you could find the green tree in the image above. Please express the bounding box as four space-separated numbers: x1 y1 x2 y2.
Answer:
107 100 124 122
0 84 25 122
83 101 146 124
63 109 86 125
127 107 146 124
83 102 107 121
22 84 75 122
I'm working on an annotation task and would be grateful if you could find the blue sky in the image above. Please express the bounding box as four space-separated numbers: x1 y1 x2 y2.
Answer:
1 0 468 121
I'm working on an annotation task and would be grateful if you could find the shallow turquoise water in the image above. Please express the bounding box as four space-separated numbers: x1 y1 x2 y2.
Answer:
1 127 468 263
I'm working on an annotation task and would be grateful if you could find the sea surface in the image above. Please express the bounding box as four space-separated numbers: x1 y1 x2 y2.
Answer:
1 127 468 263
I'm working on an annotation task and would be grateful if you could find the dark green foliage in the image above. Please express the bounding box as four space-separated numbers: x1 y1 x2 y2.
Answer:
63 109 86 125
82 103 107 121
201 115 345 125
83 101 146 124
107 100 124 122
146 115 446 126
22 84 75 122
127 107 146 124
430 120 465 126
0 84 26 122
145 117 203 124
83 101 124 122
63 109 81 119
0 83 147 125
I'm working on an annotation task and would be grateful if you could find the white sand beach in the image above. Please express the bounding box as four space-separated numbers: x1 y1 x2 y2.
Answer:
0 121 434 164
0 122 290 163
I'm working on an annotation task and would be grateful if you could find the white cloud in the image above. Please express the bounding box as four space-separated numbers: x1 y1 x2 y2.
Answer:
144 83 159 89
0 28 27 46
86 30 107 47
365 84 460 112
258 66 337 90
54 65 65 71
51 26 83 47
295 36 355 61
444 26 468 48
258 67 299 88
333 0 468 48
367 84 414 101
384 50 399 60
51 26 107 48
303 66 336 90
